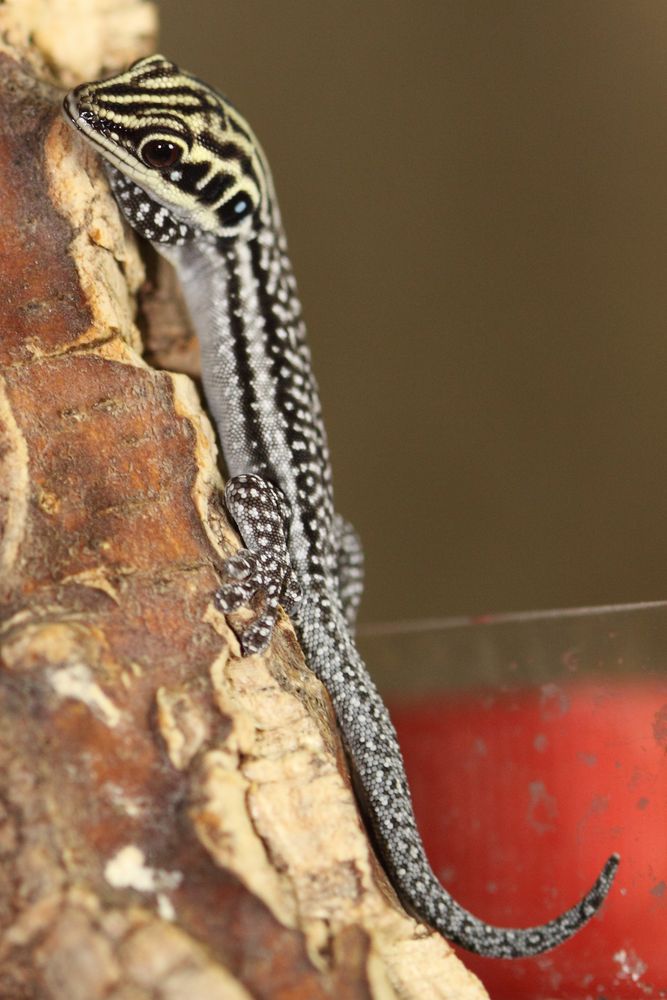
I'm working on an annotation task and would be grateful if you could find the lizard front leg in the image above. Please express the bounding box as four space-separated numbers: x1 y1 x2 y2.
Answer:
215 474 301 654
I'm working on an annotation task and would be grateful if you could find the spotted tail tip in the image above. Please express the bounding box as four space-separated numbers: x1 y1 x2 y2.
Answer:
582 852 620 918
600 852 621 893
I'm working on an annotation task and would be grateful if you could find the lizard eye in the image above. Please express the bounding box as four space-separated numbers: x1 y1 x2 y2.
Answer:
140 140 182 170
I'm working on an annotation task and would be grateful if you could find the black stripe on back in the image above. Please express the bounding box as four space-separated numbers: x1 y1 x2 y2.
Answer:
224 246 273 477
247 235 331 556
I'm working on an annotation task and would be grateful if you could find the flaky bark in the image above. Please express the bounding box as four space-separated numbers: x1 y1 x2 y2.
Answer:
0 4 488 998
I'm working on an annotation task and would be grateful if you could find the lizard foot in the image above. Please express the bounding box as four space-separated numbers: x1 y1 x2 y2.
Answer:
215 474 301 655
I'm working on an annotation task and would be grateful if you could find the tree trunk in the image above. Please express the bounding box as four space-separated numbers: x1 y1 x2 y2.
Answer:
0 4 489 997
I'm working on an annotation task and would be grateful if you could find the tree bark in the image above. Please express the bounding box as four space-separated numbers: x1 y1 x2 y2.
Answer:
0 4 489 998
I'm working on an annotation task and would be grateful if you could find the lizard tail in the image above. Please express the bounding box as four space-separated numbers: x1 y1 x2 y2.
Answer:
296 598 619 958
384 844 619 958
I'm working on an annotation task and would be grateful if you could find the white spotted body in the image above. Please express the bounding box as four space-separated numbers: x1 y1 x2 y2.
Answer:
63 55 619 958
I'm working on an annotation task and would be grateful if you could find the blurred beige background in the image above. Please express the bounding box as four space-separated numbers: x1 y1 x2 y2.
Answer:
157 1 667 625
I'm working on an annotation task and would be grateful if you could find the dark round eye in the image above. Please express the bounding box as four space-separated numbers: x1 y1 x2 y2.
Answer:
140 140 182 170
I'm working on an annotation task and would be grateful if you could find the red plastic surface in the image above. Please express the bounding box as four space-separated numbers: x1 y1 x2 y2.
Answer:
389 679 666 999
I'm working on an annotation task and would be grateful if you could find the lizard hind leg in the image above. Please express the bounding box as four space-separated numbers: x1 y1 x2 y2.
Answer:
215 474 301 655
333 513 364 633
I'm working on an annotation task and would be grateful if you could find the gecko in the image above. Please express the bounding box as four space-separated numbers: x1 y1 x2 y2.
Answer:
63 54 619 957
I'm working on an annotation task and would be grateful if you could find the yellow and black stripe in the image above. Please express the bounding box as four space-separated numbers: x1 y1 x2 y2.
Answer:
64 55 269 242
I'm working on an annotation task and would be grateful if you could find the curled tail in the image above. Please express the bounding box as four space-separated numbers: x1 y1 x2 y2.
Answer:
297 598 619 958
384 839 619 958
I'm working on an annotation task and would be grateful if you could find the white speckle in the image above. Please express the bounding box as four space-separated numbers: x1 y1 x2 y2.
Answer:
50 663 120 728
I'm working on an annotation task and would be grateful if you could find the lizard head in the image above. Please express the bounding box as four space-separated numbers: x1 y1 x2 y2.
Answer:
63 54 270 245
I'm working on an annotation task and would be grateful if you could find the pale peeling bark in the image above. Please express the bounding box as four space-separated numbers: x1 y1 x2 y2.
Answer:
0 4 489 998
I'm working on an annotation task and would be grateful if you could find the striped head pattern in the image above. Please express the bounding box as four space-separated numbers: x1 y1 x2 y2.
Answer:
63 55 270 245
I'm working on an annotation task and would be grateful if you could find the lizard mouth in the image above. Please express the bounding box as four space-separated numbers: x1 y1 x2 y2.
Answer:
62 92 83 129
62 92 108 152
62 91 107 142
62 87 125 151
62 88 99 129
61 91 139 177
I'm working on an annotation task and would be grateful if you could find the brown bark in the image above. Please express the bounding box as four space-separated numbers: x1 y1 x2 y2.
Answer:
0 5 488 998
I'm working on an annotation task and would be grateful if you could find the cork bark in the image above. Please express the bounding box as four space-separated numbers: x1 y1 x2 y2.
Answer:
0 4 489 998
